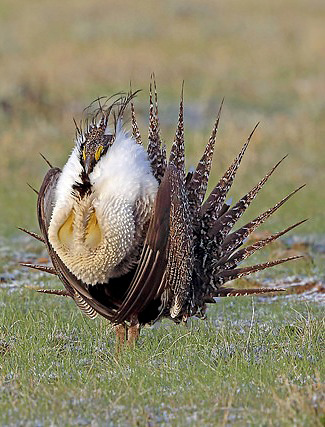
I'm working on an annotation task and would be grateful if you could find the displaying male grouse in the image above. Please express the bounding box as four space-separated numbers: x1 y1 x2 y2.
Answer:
21 81 304 348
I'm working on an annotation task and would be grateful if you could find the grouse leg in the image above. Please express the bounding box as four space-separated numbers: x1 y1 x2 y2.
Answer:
127 314 140 347
115 323 127 354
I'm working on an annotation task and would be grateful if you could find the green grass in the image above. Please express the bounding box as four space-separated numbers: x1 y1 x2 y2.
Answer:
0 233 324 426
1 287 324 426
0 0 325 425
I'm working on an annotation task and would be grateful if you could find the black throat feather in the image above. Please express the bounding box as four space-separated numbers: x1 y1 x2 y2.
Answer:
72 170 92 198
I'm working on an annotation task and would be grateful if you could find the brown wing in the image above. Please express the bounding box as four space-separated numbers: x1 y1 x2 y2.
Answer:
112 163 173 324
37 168 118 320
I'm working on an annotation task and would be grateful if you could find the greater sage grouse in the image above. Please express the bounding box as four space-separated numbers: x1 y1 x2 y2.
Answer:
21 82 304 347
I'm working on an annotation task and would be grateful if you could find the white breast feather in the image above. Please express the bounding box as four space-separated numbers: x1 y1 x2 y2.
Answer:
90 130 158 204
48 130 158 285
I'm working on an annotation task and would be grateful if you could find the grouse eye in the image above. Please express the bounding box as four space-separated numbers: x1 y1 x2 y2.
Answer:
95 146 103 162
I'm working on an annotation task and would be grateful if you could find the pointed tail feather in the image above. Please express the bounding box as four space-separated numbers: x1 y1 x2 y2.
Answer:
39 153 53 169
187 99 224 214
210 287 286 298
73 292 98 319
37 289 71 297
213 255 303 286
216 219 307 271
18 227 45 243
220 184 306 255
147 78 161 174
27 183 39 195
147 75 166 181
20 262 57 275
130 100 142 144
207 155 288 241
200 123 259 226
169 83 185 176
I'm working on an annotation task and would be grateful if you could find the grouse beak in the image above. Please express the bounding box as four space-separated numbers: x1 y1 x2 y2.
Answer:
83 145 104 175
84 154 95 176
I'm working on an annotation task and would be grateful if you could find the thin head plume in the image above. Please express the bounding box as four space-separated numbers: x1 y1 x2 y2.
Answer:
39 152 53 169
82 93 124 129
79 91 141 139
128 82 142 104
27 183 39 195
114 90 141 126
83 94 118 114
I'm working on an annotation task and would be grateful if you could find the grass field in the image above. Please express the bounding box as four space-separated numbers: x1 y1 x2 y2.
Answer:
0 0 324 425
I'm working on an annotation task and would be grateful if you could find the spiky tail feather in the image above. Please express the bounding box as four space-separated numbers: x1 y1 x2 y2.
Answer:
219 186 306 259
215 219 307 271
18 227 44 243
147 75 166 182
37 289 71 296
199 123 259 225
164 96 305 311
213 256 303 288
20 262 57 275
208 287 285 299
186 98 224 217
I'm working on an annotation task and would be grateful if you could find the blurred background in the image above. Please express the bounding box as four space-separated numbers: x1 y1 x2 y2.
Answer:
0 0 324 237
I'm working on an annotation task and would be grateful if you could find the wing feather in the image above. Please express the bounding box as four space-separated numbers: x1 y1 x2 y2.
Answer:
37 168 118 320
113 164 173 323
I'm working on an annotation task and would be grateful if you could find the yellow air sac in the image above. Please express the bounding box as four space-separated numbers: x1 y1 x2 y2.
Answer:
85 211 102 249
58 211 74 248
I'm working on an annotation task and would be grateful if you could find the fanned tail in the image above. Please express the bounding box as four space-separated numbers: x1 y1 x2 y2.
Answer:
145 88 304 315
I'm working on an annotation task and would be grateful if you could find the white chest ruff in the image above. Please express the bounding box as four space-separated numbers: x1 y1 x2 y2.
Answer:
48 196 137 284
47 131 158 285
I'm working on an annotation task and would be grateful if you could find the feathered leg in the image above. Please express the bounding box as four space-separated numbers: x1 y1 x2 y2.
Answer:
115 323 127 354
127 314 140 347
